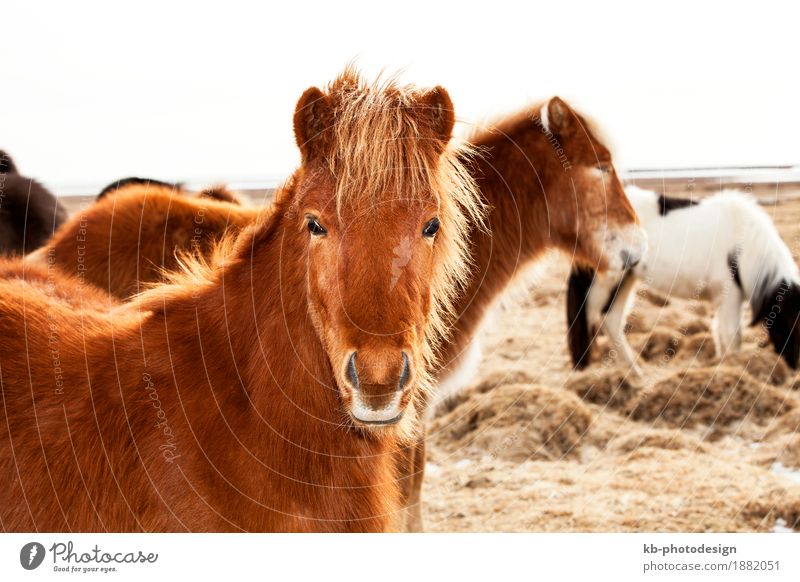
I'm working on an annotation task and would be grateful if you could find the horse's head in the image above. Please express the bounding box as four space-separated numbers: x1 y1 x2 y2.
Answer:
0 150 17 174
290 70 482 432
536 97 646 273
758 280 800 369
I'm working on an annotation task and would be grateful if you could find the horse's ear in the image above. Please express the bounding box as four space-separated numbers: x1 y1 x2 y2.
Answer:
416 86 455 150
293 87 333 162
547 96 578 136
0 150 17 174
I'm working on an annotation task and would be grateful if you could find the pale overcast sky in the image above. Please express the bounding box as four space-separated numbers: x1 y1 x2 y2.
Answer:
3 1 799 192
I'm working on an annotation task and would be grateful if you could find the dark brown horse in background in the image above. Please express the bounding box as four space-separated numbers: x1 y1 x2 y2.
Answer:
0 69 484 532
0 150 68 254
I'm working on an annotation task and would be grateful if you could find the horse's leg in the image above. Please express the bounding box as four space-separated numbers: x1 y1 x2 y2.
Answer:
712 285 745 357
408 432 426 532
397 430 426 532
600 273 641 377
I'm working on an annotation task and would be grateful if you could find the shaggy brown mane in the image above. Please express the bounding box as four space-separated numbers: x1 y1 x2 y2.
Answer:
131 184 287 309
323 67 479 212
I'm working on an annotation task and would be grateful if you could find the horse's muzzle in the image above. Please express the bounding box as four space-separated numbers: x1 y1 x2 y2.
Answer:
604 224 647 272
344 351 411 425
620 249 641 269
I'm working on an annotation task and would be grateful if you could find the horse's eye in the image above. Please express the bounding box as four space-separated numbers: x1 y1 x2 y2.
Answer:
306 216 327 236
422 217 440 238
597 164 612 174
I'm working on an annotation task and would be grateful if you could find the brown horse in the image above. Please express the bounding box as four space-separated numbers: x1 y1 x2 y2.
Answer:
400 96 645 529
437 96 645 397
33 98 642 314
0 69 483 532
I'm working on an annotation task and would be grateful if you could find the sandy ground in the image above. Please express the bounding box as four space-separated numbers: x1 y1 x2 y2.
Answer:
422 187 800 532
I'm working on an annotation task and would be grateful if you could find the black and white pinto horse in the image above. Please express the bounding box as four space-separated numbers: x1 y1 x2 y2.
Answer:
0 150 68 254
567 186 800 376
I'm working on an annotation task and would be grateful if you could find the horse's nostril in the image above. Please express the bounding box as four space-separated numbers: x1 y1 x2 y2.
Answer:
345 350 411 393
346 352 359 388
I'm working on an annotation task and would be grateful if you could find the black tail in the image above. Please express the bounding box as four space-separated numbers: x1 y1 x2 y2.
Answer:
567 266 596 369
0 150 17 174
97 177 182 200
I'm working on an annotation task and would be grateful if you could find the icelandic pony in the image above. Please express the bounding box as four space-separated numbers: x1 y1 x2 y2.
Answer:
0 149 68 254
434 97 646 399
399 97 646 529
566 186 800 375
0 69 483 532
27 179 260 298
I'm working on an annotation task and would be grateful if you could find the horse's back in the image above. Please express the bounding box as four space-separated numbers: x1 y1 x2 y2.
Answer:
625 188 737 298
0 264 112 430
0 268 241 531
45 185 259 298
0 265 148 531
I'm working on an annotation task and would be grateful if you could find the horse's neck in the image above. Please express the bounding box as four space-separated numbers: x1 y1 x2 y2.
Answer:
213 253 328 428
439 127 551 372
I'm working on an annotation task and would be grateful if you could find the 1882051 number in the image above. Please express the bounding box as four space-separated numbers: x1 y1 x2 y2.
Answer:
736 561 779 571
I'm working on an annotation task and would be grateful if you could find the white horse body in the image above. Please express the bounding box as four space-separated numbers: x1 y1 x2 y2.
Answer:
568 187 800 375
629 187 796 300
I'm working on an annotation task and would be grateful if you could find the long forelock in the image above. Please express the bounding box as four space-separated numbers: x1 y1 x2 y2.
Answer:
325 70 458 208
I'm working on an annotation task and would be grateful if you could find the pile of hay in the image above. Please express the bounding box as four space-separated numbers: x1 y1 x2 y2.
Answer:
429 383 593 462
628 369 794 429
636 326 684 362
434 368 539 415
721 350 791 386
565 369 639 409
605 426 709 455
680 332 717 362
